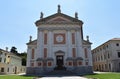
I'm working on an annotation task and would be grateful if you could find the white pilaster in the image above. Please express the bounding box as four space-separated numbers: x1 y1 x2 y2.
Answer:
67 30 72 57
26 47 31 67
48 30 52 57
76 30 83 57
88 46 93 66
37 29 43 58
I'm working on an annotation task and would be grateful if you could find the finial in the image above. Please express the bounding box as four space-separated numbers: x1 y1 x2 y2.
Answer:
75 12 78 19
29 36 32 42
58 5 61 13
86 36 89 42
40 12 43 19
6 47 8 51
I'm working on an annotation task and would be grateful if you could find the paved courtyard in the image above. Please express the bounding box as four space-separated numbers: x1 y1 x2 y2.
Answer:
37 76 88 79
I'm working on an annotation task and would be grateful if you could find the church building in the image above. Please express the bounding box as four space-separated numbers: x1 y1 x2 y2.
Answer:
26 5 93 75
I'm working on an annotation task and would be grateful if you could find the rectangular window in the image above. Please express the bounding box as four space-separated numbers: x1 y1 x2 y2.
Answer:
84 48 88 58
0 58 2 62
104 54 106 60
116 43 119 46
31 63 34 67
105 64 107 69
44 48 47 58
48 62 52 66
108 53 110 59
118 52 120 58
119 63 120 69
78 61 82 65
68 62 72 66
38 62 42 66
72 48 76 57
1 68 4 72
72 33 75 44
86 62 88 65
44 33 47 44
31 49 35 59
101 56 103 60
0 52 2 55
7 68 9 72
4 58 6 63
43 62 46 66
13 68 14 72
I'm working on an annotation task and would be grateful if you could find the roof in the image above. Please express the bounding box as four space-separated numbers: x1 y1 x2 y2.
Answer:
109 38 120 41
35 12 83 26
8 53 21 59
0 48 9 53
0 48 21 59
27 39 37 45
92 38 120 52
83 40 92 45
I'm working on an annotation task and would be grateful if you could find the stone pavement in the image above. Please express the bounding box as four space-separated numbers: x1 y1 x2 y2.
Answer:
36 76 88 79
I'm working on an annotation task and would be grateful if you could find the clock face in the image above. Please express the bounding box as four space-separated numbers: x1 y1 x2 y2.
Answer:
56 35 63 42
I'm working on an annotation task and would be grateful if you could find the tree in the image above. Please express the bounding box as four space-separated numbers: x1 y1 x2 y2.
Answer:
19 52 27 66
10 46 18 55
10 47 27 66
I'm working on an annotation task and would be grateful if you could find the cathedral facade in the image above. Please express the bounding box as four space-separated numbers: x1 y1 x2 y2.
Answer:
26 5 93 75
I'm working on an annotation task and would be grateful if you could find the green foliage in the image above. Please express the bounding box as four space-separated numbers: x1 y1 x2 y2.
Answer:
0 75 35 79
18 52 27 66
10 46 18 55
10 46 27 66
85 73 120 79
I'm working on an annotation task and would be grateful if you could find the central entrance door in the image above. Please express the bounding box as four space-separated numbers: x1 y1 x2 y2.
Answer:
56 55 64 70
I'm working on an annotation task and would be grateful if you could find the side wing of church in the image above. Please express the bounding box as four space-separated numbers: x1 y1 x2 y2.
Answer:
26 5 93 75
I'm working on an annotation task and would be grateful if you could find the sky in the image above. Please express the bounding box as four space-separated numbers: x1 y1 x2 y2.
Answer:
0 0 120 53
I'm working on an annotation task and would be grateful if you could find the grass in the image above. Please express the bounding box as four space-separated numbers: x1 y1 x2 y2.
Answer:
85 72 120 79
0 73 120 79
0 75 35 79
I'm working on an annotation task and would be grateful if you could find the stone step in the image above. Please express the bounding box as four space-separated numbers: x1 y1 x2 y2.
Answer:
45 70 76 76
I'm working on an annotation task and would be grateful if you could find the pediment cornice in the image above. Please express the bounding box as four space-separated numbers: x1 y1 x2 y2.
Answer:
35 13 83 26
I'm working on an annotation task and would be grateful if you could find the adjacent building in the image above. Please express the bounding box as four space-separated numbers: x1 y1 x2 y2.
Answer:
0 48 26 74
26 5 93 75
92 38 120 72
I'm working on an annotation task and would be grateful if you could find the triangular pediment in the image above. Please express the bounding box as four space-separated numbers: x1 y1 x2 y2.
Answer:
35 13 83 26
47 16 71 22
